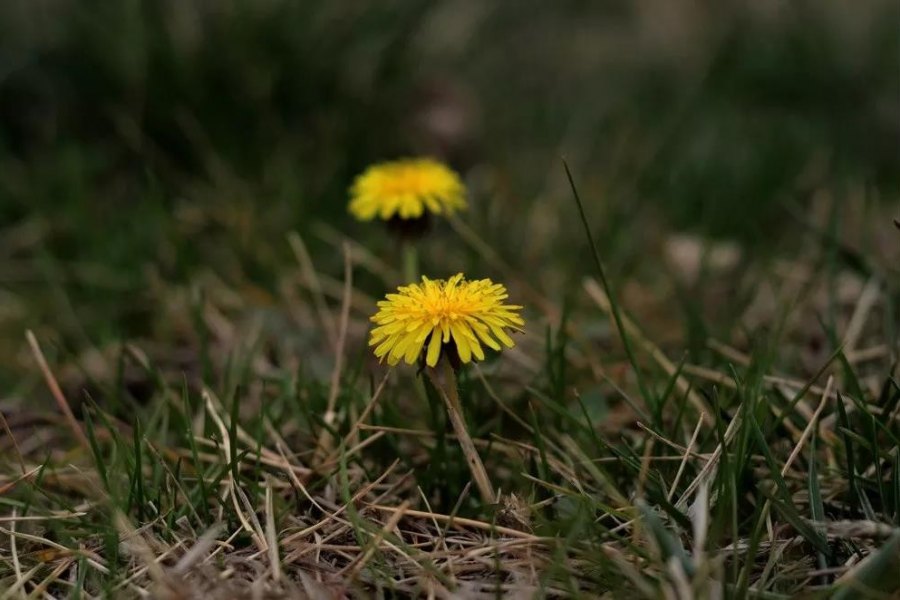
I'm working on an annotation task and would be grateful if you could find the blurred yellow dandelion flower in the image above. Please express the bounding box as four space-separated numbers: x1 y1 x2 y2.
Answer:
369 274 524 367
349 158 466 221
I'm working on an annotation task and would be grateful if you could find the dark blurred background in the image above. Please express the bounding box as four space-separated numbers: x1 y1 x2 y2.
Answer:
0 0 897 388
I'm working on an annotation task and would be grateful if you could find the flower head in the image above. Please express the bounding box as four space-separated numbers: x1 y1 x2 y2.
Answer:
370 274 524 368
349 158 466 222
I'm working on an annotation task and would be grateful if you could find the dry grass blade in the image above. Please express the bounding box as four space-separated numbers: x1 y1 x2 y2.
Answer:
0 466 43 496
339 500 410 578
782 376 833 477
265 477 283 582
288 231 338 348
281 459 401 548
173 524 224 576
327 371 390 463
317 242 353 462
367 505 543 541
203 389 266 552
842 278 880 354
668 415 706 502
0 564 41 600
683 363 840 401
114 512 168 590
0 410 25 475
25 330 90 450
583 278 712 424
675 409 742 511
8 508 22 596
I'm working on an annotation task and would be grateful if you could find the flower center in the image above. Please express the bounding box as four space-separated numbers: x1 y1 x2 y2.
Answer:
416 292 473 323
379 171 425 196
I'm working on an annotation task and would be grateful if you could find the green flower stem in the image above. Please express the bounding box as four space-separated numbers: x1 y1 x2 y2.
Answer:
402 242 419 284
400 242 429 406
426 362 496 505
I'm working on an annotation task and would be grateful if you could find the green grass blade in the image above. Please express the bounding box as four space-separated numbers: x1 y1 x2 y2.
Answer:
748 412 832 557
808 429 830 582
564 159 654 412
832 533 900 600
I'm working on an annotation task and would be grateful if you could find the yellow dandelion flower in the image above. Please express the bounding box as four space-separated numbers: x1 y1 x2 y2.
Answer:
349 158 466 222
369 273 524 368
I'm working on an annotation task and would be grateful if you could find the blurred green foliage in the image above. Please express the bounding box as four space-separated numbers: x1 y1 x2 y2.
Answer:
0 0 896 381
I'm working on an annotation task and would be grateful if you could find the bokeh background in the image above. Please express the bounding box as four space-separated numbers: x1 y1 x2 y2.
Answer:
1 0 897 391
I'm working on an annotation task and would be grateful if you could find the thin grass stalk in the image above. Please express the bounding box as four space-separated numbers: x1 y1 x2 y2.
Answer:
426 362 495 504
